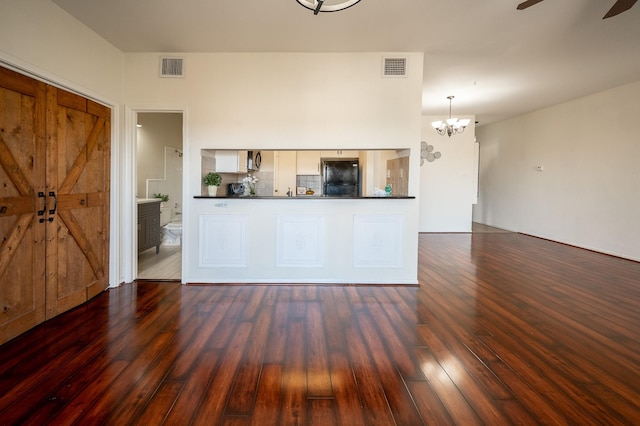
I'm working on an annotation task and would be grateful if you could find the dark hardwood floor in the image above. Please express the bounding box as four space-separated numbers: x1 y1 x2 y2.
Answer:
2 231 640 425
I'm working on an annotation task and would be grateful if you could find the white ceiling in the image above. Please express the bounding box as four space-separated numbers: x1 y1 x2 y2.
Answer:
51 0 640 125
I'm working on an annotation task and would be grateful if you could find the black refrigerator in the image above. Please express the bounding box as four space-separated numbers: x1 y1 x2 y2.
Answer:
322 160 360 197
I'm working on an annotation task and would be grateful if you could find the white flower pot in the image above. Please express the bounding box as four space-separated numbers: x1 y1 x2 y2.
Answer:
207 185 218 196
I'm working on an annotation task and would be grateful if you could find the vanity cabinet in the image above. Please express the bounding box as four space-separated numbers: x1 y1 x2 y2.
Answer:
138 200 161 253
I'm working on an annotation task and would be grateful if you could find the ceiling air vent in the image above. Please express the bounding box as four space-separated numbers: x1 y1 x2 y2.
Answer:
159 56 185 78
382 57 407 78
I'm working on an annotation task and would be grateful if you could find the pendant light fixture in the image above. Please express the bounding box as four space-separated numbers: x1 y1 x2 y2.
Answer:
296 0 362 15
431 96 471 137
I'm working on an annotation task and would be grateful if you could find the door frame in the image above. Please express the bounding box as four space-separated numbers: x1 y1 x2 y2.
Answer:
124 106 187 283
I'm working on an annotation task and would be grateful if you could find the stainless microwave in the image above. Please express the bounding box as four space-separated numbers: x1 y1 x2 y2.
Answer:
247 150 261 171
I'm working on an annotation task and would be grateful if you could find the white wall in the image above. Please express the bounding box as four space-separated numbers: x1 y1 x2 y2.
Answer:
474 80 640 261
419 116 476 232
124 52 424 283
0 0 123 102
124 53 422 149
136 113 183 201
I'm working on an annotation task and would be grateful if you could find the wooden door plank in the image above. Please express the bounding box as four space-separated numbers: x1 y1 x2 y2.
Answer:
0 67 46 345
58 116 104 194
56 192 87 210
44 84 110 319
0 67 38 96
57 210 103 279
0 213 33 279
56 87 87 112
0 196 36 217
0 135 34 195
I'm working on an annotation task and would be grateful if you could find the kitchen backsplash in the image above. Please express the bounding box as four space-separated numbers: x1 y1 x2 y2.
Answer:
296 175 321 195
250 171 274 196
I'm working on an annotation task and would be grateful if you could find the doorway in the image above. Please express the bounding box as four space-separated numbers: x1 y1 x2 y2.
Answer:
135 112 183 280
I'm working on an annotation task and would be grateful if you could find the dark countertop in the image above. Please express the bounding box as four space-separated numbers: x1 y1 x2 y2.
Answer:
194 195 415 199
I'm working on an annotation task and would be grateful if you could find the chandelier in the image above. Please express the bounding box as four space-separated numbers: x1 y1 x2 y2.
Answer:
296 0 362 15
431 96 470 137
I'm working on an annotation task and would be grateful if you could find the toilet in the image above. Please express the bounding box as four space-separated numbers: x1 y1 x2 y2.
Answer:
160 204 182 245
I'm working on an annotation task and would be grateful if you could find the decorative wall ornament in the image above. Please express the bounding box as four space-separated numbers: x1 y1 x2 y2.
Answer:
420 141 442 165
353 215 403 268
276 215 326 268
199 215 248 267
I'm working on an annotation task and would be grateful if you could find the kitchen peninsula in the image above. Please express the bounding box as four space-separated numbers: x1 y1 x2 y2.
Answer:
190 196 418 285
189 148 418 284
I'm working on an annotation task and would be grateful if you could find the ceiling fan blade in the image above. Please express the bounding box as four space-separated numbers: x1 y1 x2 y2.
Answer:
517 0 545 10
314 0 324 15
603 0 637 18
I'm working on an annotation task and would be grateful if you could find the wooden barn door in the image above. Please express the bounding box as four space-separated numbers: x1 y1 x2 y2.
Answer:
45 86 110 318
0 66 110 343
0 68 47 343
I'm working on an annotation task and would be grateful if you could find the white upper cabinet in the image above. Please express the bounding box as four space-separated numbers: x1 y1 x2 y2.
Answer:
296 151 321 175
215 150 248 173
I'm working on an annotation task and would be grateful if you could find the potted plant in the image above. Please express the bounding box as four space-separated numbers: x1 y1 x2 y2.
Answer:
152 193 169 203
242 174 259 196
203 172 222 196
